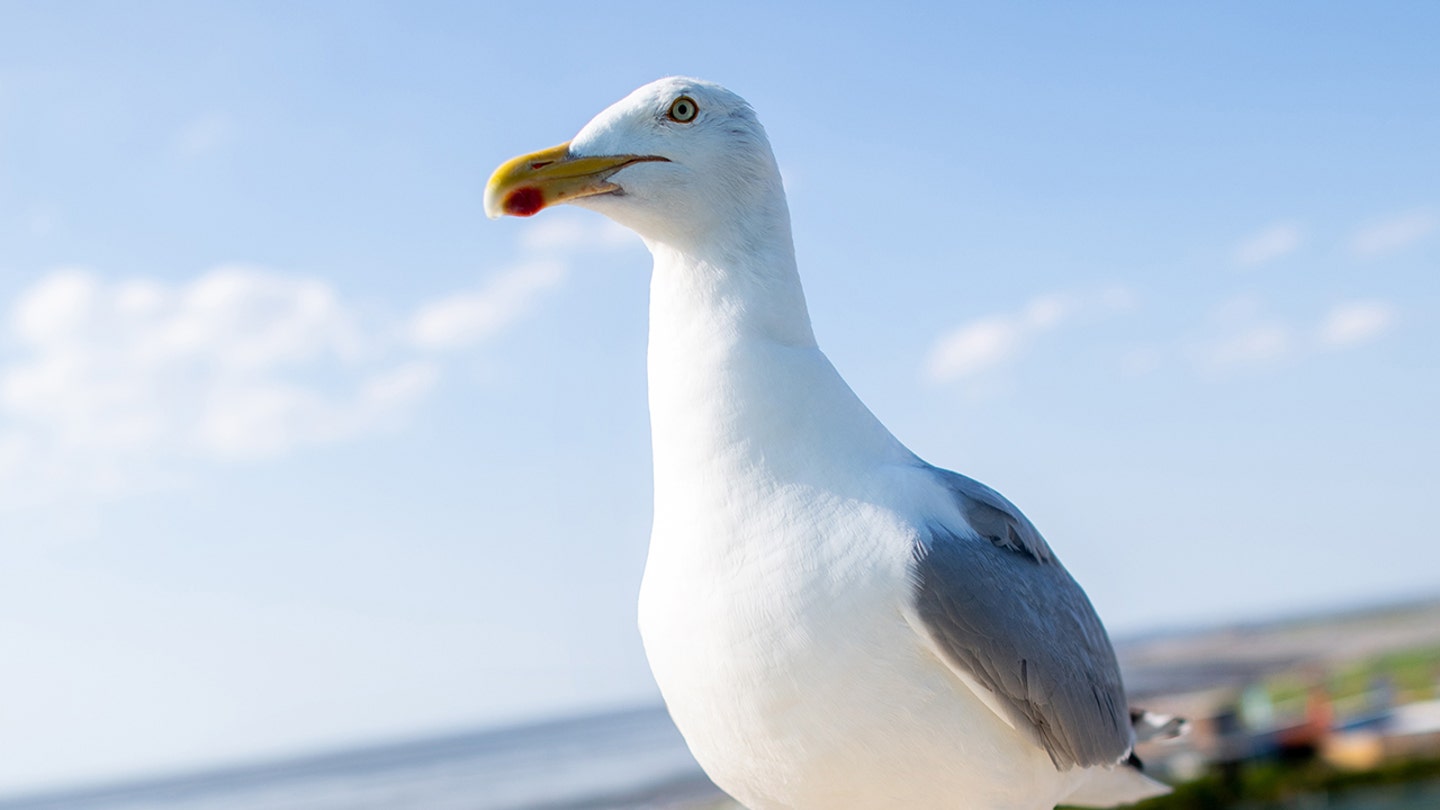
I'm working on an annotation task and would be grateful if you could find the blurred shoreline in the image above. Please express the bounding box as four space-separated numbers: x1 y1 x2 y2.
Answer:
3 596 1437 810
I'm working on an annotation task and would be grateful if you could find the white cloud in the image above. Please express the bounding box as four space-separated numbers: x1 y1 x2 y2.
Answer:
1190 297 1397 375
0 267 441 502
1349 209 1438 258
1194 323 1294 371
0 195 652 508
0 261 561 506
1318 300 1396 347
924 286 1135 383
1234 222 1303 267
1191 294 1295 372
408 216 639 353
926 315 1024 381
409 261 566 351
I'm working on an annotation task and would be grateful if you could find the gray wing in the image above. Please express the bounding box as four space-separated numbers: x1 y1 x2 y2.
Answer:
910 467 1131 769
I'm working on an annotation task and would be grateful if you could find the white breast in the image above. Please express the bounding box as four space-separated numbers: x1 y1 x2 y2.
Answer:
638 460 1083 809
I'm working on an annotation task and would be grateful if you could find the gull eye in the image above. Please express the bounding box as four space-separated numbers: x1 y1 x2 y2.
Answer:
667 96 698 123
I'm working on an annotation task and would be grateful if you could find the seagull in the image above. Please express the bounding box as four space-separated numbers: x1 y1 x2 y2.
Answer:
485 77 1180 809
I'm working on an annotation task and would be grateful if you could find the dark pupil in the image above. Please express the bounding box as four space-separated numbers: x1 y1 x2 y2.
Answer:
677 102 690 117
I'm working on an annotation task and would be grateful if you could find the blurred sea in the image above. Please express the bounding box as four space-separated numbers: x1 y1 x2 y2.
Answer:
5 698 1440 809
0 707 731 810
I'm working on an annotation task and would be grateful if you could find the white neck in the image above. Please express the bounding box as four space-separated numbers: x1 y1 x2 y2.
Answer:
643 215 911 531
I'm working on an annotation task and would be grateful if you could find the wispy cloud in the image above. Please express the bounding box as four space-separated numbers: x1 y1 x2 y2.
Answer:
1233 221 1303 267
409 261 567 351
924 287 1135 383
1194 323 1294 371
408 216 640 352
0 212 642 508
0 267 432 504
1190 296 1397 375
1317 300 1396 347
1349 209 1438 258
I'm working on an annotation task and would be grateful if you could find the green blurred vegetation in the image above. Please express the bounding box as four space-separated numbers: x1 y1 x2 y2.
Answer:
1264 646 1440 719
1331 647 1440 701
1112 756 1440 810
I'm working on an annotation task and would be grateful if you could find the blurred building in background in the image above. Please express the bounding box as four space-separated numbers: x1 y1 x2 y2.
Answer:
1121 598 1440 786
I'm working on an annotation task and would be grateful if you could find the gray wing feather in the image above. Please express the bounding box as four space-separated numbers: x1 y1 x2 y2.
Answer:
911 467 1131 769
941 470 1055 562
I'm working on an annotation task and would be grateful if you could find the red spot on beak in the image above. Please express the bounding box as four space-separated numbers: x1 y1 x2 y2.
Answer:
503 187 545 217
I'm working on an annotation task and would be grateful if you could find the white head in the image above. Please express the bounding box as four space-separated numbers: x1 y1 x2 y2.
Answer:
485 77 791 256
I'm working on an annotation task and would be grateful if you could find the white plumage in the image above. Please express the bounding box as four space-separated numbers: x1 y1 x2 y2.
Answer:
486 77 1173 809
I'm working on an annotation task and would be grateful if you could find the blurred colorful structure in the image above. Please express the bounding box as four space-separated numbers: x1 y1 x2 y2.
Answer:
1117 599 1440 785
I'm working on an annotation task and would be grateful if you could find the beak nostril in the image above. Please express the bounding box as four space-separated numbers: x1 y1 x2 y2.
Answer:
530 160 555 170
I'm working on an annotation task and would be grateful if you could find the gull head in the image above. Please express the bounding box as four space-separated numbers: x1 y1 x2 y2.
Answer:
485 77 786 249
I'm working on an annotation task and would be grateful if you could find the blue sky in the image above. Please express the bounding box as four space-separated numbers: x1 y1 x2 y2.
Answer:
2 0 1437 795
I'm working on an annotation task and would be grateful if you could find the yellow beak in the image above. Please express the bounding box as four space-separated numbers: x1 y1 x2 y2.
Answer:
484 142 667 219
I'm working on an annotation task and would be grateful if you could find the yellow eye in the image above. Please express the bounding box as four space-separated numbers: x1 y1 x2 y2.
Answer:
668 96 698 123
